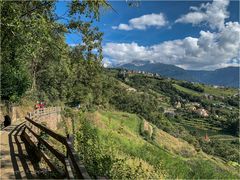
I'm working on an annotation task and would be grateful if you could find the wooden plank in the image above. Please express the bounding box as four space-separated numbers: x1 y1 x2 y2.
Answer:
21 130 64 177
21 130 41 162
24 107 92 179
66 139 91 179
25 117 67 144
65 158 74 179
25 125 66 164
41 150 65 177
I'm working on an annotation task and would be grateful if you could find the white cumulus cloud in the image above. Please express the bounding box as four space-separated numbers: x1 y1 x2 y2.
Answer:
175 0 229 30
104 21 240 70
112 13 168 31
105 0 239 70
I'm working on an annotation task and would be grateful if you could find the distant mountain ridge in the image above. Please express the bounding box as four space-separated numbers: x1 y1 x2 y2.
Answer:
119 61 239 88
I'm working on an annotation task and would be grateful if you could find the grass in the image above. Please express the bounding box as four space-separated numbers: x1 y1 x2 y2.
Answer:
181 119 221 130
174 83 238 97
210 135 239 141
148 89 172 108
99 111 140 134
85 110 238 179
173 84 202 97
152 124 196 157
203 86 238 97
178 123 223 137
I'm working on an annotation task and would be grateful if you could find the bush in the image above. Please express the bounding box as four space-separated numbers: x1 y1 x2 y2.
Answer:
75 114 166 178
200 139 240 163
110 156 165 179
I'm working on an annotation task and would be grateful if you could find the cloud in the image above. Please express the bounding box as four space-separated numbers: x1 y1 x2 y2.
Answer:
112 13 168 31
102 57 113 67
105 0 239 70
104 22 240 70
112 23 133 31
175 0 229 30
68 43 78 47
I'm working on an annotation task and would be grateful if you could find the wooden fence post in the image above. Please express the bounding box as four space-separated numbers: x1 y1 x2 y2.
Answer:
24 107 92 179
66 134 74 153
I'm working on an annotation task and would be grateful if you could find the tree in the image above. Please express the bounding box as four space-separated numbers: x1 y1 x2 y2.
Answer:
1 0 109 103
1 1 56 101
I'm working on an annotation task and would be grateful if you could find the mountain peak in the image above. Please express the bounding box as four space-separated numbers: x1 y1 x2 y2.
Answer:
119 62 239 87
129 60 151 66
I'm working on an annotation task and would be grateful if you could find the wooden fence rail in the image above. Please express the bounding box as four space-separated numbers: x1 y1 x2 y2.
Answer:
22 107 90 179
27 107 61 120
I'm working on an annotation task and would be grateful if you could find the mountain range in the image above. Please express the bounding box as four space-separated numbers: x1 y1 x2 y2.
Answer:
119 61 239 88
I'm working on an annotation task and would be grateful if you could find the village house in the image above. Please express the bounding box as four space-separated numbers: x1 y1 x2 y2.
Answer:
187 106 196 111
185 102 201 109
191 102 201 107
125 69 162 78
174 101 181 109
219 96 225 100
203 93 213 100
195 108 209 117
126 87 137 92
164 108 176 117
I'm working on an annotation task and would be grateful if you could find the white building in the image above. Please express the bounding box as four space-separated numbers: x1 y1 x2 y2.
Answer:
196 108 209 117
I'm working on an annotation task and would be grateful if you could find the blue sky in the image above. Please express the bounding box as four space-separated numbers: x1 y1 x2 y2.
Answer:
56 0 240 70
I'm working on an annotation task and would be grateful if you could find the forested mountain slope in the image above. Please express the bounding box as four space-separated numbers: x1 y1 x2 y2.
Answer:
120 61 239 87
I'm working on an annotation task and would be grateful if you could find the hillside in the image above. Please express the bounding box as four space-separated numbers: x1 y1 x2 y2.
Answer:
106 69 239 163
2 1 239 179
55 69 239 178
120 61 239 87
69 110 239 179
8 68 238 179
2 67 239 179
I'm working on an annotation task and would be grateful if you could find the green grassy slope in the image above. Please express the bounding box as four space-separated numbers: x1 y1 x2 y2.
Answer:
203 86 238 96
173 84 202 97
86 110 239 179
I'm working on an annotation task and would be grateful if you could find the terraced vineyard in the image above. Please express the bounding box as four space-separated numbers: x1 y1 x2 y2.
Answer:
108 70 239 169
82 110 239 179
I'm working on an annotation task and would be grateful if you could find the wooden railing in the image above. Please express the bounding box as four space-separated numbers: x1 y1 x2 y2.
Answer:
27 107 61 120
22 107 90 179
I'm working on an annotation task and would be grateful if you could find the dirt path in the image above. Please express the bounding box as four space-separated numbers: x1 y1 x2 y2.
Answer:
0 121 38 179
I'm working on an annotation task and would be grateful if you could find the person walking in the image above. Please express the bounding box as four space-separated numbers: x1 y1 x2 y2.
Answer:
40 101 45 110
35 101 40 110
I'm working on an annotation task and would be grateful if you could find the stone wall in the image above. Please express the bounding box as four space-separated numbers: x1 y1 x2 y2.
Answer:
0 104 4 124
38 112 61 131
10 106 34 122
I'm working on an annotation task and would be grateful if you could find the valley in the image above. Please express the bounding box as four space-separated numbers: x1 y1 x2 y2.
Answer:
1 1 239 179
106 68 239 165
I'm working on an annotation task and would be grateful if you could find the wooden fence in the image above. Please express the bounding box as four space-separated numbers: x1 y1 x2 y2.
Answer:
22 107 90 179
27 107 61 119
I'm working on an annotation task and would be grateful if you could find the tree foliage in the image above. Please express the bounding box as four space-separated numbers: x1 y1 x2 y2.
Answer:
1 0 109 104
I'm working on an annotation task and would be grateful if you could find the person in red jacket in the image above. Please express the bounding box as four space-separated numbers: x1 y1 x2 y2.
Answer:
35 101 40 110
40 101 45 110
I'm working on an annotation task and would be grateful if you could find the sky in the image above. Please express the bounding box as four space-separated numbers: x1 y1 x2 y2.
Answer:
56 0 240 70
